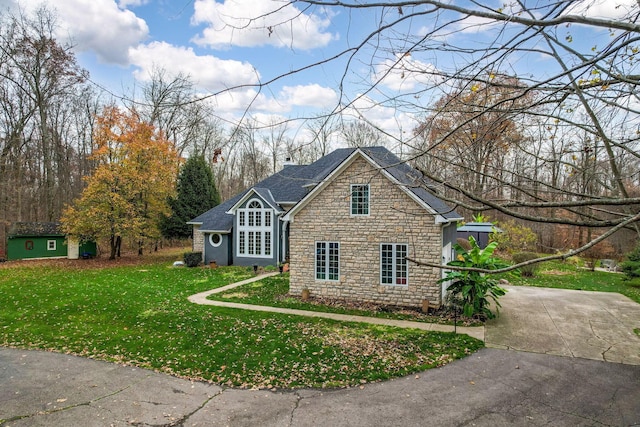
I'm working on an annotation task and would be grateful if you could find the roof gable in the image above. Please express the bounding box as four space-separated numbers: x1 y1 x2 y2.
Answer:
283 147 461 223
226 187 284 214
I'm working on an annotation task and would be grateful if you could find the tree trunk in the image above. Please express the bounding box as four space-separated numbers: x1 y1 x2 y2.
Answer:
116 236 121 258
109 234 117 260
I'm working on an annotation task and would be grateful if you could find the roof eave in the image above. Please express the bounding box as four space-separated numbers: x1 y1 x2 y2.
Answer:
199 228 232 234
436 215 464 224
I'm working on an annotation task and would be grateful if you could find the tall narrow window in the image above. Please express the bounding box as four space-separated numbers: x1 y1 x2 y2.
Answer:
265 232 271 256
316 241 339 281
381 243 408 286
350 184 369 216
237 198 273 258
248 231 255 255
239 231 246 254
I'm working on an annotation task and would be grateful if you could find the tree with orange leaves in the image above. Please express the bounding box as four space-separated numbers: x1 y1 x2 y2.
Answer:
62 106 179 259
413 75 533 202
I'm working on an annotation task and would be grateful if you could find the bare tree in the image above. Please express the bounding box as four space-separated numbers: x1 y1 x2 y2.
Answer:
208 0 640 266
0 6 93 253
340 120 387 148
299 114 339 163
261 117 291 174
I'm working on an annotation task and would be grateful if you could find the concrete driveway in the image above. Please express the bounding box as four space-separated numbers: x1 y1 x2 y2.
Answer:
485 285 640 365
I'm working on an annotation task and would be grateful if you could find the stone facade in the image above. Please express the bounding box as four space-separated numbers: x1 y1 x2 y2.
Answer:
192 224 204 254
289 155 445 308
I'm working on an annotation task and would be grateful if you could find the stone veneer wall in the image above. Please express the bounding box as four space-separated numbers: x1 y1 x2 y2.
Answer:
192 224 204 255
289 156 444 308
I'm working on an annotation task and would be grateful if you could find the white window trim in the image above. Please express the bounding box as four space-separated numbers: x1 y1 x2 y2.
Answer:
236 198 273 259
315 241 340 281
380 243 409 287
47 240 56 251
350 184 370 217
209 233 223 248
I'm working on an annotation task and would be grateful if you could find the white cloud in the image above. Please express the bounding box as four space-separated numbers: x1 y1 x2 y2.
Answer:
129 45 338 117
455 14 503 34
129 41 260 92
191 0 337 50
6 0 149 65
201 88 284 114
374 54 444 91
279 84 338 108
567 0 638 19
200 83 337 116
117 0 149 8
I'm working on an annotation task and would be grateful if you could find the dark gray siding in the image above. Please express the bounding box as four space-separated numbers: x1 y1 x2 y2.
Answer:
203 233 232 266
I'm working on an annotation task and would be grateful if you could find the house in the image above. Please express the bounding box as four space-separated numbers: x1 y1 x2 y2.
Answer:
6 222 97 261
456 222 502 249
189 146 462 307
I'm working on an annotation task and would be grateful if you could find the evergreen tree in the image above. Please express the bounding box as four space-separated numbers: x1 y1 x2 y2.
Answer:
161 155 220 239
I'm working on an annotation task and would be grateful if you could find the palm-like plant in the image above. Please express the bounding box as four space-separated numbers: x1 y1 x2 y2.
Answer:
439 237 508 320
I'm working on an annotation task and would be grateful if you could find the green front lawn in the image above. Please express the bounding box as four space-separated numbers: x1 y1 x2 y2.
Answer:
506 260 640 303
0 255 482 389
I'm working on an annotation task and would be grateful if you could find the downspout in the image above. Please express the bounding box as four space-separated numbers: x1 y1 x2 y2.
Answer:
280 219 288 263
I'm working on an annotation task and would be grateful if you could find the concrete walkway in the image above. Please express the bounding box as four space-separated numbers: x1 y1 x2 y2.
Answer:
485 285 640 365
188 272 485 340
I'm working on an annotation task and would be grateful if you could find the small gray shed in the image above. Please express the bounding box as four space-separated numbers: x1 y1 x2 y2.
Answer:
456 222 502 249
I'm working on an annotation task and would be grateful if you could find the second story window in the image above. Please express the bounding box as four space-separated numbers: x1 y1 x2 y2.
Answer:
350 184 369 216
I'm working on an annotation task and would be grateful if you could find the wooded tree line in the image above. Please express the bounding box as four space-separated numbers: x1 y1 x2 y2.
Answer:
0 7 389 257
411 74 640 257
1 2 639 262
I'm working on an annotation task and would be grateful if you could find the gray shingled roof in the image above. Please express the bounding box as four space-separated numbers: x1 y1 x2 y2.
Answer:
8 222 63 237
252 188 284 213
190 146 460 231
361 147 461 220
188 195 241 233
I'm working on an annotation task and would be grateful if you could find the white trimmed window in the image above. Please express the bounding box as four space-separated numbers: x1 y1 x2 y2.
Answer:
209 233 223 247
350 184 369 216
237 199 273 258
315 241 340 281
381 243 408 286
47 240 56 251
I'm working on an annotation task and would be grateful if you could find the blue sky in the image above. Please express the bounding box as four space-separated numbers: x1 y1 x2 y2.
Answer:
1 0 636 141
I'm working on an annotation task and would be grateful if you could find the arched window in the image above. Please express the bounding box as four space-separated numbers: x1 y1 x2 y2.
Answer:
237 198 272 258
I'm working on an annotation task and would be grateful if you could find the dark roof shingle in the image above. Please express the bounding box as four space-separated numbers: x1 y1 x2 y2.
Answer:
8 222 63 237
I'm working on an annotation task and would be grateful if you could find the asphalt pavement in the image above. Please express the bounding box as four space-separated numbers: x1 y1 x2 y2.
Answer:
1 346 639 426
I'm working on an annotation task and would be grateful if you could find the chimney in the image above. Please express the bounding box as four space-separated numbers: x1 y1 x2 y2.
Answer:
283 156 295 168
